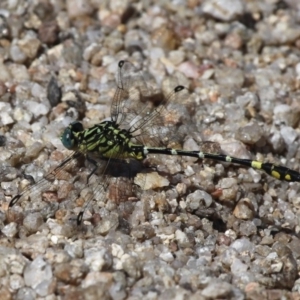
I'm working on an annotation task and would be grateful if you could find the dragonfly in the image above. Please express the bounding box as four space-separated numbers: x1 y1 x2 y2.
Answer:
9 60 300 225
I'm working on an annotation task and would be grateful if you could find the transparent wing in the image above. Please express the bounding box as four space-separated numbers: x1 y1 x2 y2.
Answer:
76 144 142 225
111 60 189 147
111 60 150 125
129 86 189 147
75 61 190 223
10 60 189 224
9 152 81 209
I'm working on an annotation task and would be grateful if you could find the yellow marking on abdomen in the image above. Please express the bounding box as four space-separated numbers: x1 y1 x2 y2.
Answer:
225 156 232 162
251 161 262 169
271 170 281 179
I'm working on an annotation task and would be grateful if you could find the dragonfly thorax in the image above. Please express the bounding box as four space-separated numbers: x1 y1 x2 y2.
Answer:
64 120 144 160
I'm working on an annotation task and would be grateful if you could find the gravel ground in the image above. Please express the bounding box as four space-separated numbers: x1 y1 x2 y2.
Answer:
0 0 300 299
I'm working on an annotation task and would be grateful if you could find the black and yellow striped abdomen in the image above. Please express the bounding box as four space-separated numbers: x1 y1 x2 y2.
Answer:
141 147 300 182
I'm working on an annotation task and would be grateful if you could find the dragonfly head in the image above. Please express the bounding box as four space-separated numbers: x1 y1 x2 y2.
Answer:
61 121 84 150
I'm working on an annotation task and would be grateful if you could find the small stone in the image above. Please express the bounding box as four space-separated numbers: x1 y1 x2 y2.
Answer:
23 256 53 297
81 272 113 289
0 286 12 300
66 0 93 19
292 278 300 293
258 19 300 45
159 252 174 263
64 240 83 258
10 44 27 63
101 13 121 30
0 63 12 81
84 248 112 272
215 67 244 89
131 224 155 241
178 61 199 79
23 212 43 233
104 36 123 53
201 281 233 298
15 287 36 300
236 92 259 109
47 219 74 237
288 237 300 259
122 255 141 279
271 261 283 273
231 237 254 253
5 253 26 274
273 104 300 127
54 260 88 284
47 77 61 107
201 68 215 80
1 222 18 238
111 244 124 258
83 43 101 62
17 35 41 60
26 100 50 118
31 82 46 99
203 0 244 21
151 27 178 51
134 172 169 190
94 213 119 236
168 50 185 66
233 198 255 220
38 21 59 45
218 178 239 202
224 31 243 50
231 257 248 273
239 221 257 236
280 126 298 146
186 190 213 210
225 229 237 241
24 141 44 159
24 13 42 29
0 112 13 126
15 234 49 257
45 248 70 265
235 121 263 145
175 229 191 248
10 274 25 290
0 15 10 39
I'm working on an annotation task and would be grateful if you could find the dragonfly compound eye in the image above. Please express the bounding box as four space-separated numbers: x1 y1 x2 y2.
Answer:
61 121 83 150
